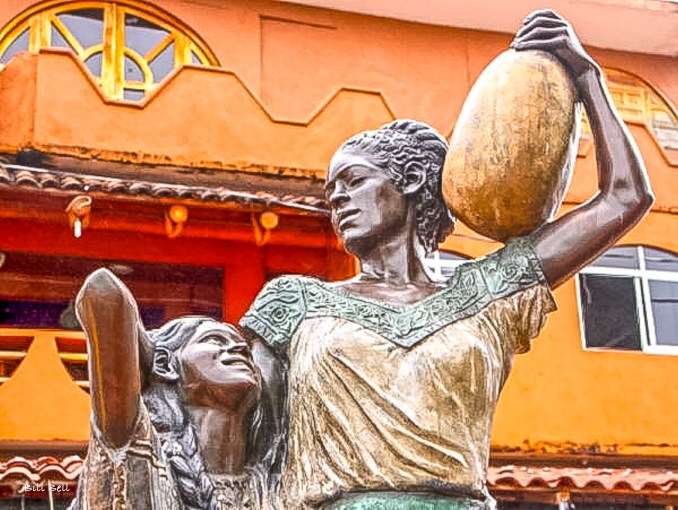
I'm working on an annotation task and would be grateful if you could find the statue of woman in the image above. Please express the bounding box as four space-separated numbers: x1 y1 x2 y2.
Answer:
70 269 266 510
240 10 654 510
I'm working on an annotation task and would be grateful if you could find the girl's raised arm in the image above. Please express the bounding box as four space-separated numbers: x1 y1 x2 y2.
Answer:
76 268 151 447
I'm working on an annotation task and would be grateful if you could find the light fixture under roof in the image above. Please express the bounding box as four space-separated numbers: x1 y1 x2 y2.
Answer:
108 263 133 276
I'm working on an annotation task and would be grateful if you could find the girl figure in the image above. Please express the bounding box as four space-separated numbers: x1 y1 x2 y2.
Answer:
240 10 654 510
70 269 265 509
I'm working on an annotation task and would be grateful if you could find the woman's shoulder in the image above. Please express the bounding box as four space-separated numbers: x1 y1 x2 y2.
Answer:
239 275 313 347
258 274 313 293
455 234 548 297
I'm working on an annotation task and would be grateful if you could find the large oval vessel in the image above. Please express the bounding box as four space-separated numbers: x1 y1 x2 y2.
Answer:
442 49 579 242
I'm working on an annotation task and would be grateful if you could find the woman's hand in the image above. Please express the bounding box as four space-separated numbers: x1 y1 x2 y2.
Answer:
511 9 600 82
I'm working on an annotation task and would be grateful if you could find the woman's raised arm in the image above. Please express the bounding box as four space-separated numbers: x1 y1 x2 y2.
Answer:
512 10 654 289
76 268 151 447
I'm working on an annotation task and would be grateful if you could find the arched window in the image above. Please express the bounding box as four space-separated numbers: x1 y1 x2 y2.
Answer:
579 68 678 152
424 250 469 279
578 246 678 355
0 1 219 101
605 68 678 152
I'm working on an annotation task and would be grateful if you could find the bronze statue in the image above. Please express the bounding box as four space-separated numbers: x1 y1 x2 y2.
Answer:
240 10 654 510
71 10 654 510
70 269 267 510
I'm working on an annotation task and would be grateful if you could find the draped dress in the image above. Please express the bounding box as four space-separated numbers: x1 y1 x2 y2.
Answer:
240 236 556 509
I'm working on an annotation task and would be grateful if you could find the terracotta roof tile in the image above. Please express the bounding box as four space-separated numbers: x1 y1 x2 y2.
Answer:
1 457 676 495
0 163 329 214
487 465 678 493
0 456 81 483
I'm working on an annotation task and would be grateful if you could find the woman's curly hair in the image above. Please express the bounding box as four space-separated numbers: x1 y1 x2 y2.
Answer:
338 119 455 254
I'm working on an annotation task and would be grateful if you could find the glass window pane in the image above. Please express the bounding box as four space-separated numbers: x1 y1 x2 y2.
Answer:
0 28 29 64
191 50 202 65
0 251 223 328
579 274 642 350
123 88 146 101
0 300 68 328
51 25 73 50
589 246 639 269
644 247 678 272
140 306 165 329
125 14 169 58
439 251 468 261
149 41 175 82
58 9 104 49
84 52 103 77
59 303 163 331
440 267 457 277
124 55 144 82
649 280 678 346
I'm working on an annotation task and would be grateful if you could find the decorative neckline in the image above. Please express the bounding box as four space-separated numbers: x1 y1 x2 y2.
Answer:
305 275 457 312
299 264 492 347
239 236 549 349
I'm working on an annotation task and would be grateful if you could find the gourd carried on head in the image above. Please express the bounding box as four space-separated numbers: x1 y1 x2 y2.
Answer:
442 49 579 242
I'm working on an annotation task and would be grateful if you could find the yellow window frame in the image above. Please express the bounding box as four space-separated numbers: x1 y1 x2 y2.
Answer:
0 0 220 101
577 68 678 151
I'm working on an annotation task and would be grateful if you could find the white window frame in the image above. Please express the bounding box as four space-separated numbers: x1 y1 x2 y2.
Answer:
576 245 678 356
424 250 468 279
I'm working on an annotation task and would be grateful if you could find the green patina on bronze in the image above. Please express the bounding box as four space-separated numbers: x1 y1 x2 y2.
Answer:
323 492 489 510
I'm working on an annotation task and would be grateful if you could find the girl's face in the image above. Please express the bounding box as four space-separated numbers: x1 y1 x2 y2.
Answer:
325 149 409 255
178 322 260 413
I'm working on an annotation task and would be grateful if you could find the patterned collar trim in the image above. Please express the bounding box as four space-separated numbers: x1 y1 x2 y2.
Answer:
240 236 549 348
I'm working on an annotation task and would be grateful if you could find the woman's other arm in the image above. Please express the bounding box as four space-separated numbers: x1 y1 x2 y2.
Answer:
250 335 288 470
512 10 654 288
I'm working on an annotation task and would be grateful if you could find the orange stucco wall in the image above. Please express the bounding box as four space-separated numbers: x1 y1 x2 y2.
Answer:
1 0 676 119
1 0 676 174
0 329 90 442
1 0 677 458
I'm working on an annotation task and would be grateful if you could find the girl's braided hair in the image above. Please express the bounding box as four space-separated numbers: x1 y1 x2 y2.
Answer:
144 317 221 510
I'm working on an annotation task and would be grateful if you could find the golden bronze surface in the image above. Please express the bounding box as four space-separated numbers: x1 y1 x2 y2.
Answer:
280 284 554 509
443 49 579 241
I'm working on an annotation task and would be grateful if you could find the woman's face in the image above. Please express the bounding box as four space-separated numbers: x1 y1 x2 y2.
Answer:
326 149 409 254
178 322 260 413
